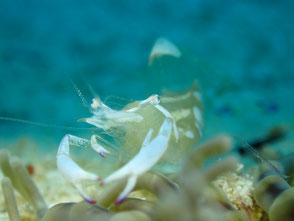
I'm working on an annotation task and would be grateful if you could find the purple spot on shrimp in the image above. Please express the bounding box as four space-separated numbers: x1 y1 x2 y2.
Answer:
114 190 132 205
99 152 106 158
84 197 96 204
114 197 126 205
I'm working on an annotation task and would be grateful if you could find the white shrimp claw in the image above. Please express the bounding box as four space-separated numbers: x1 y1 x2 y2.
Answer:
102 118 172 203
57 135 100 203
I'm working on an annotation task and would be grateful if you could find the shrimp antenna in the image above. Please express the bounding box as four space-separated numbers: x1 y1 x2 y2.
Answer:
71 79 89 108
233 135 288 181
0 116 99 131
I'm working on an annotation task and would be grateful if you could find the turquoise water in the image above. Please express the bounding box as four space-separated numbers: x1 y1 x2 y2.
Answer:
0 0 293 154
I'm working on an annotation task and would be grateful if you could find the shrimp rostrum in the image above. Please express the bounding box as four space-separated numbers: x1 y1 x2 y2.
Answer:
56 39 203 205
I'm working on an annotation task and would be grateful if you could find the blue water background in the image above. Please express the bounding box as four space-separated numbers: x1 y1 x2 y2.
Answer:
0 0 293 155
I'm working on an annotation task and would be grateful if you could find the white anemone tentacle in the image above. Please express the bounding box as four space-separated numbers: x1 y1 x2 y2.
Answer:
102 118 172 204
57 134 100 204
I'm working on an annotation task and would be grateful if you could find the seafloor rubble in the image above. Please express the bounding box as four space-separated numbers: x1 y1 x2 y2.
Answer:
1 133 293 221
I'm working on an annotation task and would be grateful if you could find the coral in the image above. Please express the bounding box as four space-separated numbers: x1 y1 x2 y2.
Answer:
213 168 255 210
213 166 264 221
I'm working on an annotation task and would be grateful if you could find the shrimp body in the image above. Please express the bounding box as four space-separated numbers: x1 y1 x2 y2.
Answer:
56 39 203 204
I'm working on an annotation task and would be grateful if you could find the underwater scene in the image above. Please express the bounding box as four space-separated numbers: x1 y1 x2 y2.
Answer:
0 0 294 220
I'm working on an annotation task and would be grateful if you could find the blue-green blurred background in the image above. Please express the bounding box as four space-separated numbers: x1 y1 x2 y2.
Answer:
0 0 293 153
